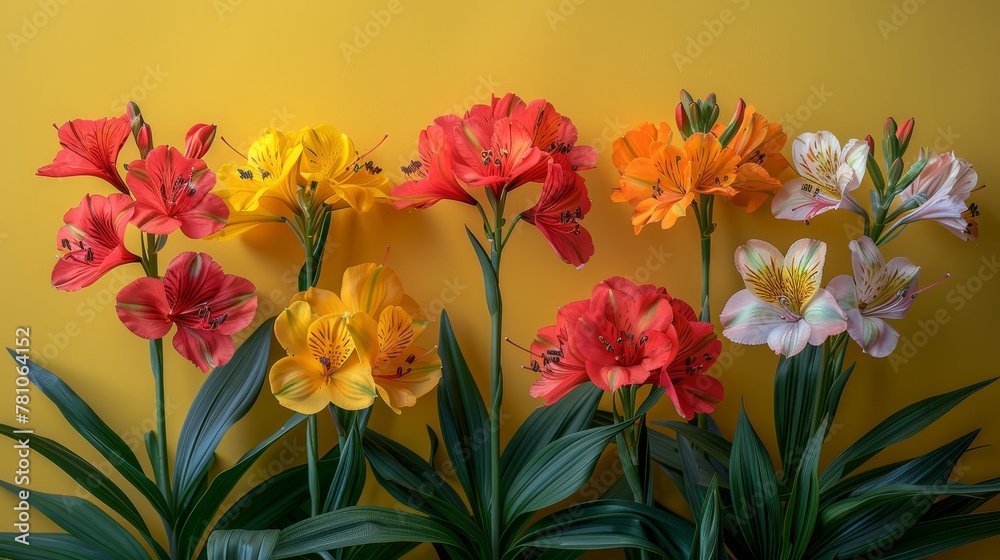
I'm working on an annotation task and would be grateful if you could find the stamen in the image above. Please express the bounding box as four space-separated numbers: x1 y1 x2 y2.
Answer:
350 134 389 167
504 337 543 358
910 273 951 299
382 245 391 266
220 136 248 160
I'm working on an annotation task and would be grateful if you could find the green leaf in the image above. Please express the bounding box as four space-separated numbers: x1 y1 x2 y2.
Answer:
213 447 341 533
922 475 1000 520
466 226 500 316
323 425 365 513
502 383 603 493
508 500 694 560
824 363 855 429
730 406 781 560
780 421 825 560
174 318 277 515
270 507 463 558
692 477 726 560
178 413 307 559
820 378 996 489
503 420 629 525
0 482 151 560
0 424 152 545
207 529 279 559
0 533 116 560
436 311 491 524
10 350 170 518
344 542 418 560
653 420 732 468
675 435 710 515
773 345 821 482
879 511 1000 559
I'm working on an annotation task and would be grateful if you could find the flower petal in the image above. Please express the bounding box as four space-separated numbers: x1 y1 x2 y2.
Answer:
766 319 812 357
116 277 172 340
327 356 377 410
269 355 332 414
720 289 788 347
801 288 848 345
173 326 235 373
275 300 316 357
341 263 403 316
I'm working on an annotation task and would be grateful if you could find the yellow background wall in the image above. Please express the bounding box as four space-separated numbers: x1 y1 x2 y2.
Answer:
2 0 998 558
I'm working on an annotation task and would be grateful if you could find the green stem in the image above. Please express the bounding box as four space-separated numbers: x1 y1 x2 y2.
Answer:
694 194 714 430
486 192 509 560
150 339 170 507
306 414 320 517
811 333 849 436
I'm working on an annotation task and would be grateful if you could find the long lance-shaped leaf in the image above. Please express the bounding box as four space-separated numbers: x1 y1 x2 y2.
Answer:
653 420 733 468
0 424 153 545
174 318 276 514
507 500 695 560
0 482 151 560
10 350 169 517
206 529 279 560
820 378 996 489
267 506 463 558
878 511 1000 559
773 345 821 483
780 420 825 560
730 406 781 560
323 424 365 513
693 477 726 560
178 413 307 559
436 310 491 524
0 533 116 560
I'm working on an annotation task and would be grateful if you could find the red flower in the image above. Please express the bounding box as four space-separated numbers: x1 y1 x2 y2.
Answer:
573 277 678 392
514 97 599 173
37 115 131 194
650 298 724 420
52 193 140 292
184 123 217 159
116 252 257 372
126 146 228 238
521 161 594 268
391 116 477 209
528 300 590 405
451 112 549 197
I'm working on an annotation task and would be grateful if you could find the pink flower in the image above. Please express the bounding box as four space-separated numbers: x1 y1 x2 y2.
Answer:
126 146 229 238
897 151 981 241
52 193 140 292
37 115 131 194
520 161 594 268
116 252 257 372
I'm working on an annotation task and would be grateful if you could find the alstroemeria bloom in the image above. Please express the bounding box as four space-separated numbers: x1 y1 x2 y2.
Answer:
270 263 440 413
392 116 478 209
37 114 131 194
53 193 140 292
721 239 848 357
451 110 549 197
649 298 724 420
127 146 228 238
116 252 257 372
520 162 594 268
826 237 921 357
611 121 673 177
897 151 981 241
513 96 599 173
527 299 590 405
295 125 392 213
214 128 304 238
716 107 789 213
618 133 738 232
772 131 868 222
574 277 678 392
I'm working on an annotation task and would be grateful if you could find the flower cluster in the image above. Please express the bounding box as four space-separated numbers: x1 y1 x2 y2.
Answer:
38 104 257 371
215 125 392 240
270 262 441 414
525 276 722 420
612 92 789 232
391 92 599 267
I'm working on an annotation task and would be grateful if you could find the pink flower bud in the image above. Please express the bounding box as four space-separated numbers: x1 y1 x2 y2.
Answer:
184 123 217 159
675 103 689 132
895 117 914 149
137 124 153 159
864 134 875 154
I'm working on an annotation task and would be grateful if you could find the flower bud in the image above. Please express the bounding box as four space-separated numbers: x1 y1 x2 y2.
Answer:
184 123 217 159
136 123 153 159
864 134 875 154
675 103 690 134
895 117 914 154
126 102 144 135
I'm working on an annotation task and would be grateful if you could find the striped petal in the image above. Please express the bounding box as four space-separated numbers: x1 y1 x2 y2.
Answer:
269 355 331 414
327 356 377 410
341 263 404 317
275 300 316 357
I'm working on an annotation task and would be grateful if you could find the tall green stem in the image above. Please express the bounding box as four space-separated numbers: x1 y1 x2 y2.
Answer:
694 194 715 431
487 199 506 560
306 414 320 517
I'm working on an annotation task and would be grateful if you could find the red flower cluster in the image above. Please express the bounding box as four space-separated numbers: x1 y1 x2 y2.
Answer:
391 93 598 267
526 276 723 420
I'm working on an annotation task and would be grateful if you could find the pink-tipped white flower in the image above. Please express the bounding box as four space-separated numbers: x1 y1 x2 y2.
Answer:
721 238 848 357
772 131 869 222
897 151 981 241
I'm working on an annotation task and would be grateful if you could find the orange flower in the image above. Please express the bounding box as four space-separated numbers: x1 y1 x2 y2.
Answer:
617 132 738 232
714 107 789 212
611 122 673 177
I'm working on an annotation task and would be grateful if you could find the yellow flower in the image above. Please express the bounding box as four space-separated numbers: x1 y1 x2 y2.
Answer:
296 125 393 213
269 263 440 413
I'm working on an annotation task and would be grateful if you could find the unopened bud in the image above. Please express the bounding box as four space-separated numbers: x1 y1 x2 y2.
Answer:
184 123 217 159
